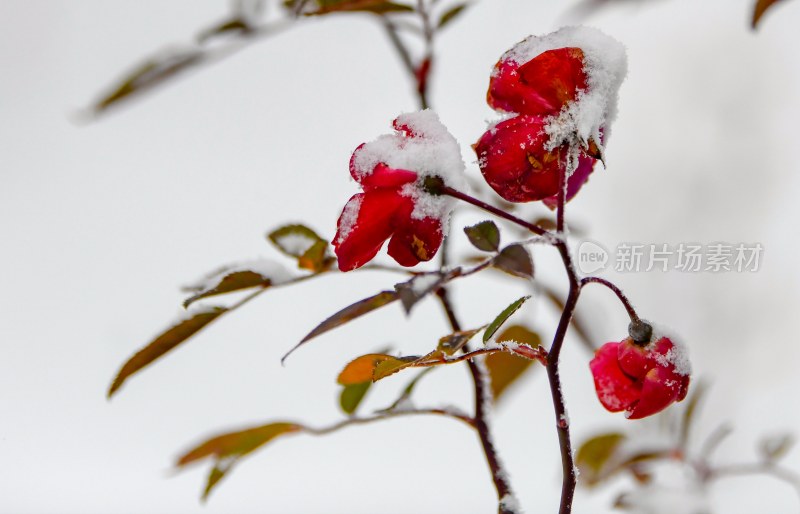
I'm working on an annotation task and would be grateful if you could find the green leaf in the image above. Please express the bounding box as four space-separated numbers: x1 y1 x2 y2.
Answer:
753 0 786 28
284 291 399 362
760 433 794 461
177 422 303 466
464 220 500 252
202 461 233 502
576 433 626 485
483 296 531 343
108 307 228 398
373 355 424 381
437 327 483 355
183 270 272 308
340 381 372 414
484 325 540 400
267 224 331 271
493 244 533 279
437 3 468 28
90 49 203 114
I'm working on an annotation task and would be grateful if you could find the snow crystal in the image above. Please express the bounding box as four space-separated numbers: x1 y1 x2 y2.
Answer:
499 493 524 514
183 258 293 293
335 195 362 244
503 26 627 155
648 321 692 376
350 109 467 223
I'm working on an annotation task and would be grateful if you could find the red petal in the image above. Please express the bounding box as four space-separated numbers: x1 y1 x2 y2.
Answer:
475 115 565 202
590 342 641 413
333 190 406 271
617 338 654 379
542 152 597 209
349 143 367 182
518 48 587 109
387 215 443 267
360 163 418 191
626 367 682 419
487 48 587 116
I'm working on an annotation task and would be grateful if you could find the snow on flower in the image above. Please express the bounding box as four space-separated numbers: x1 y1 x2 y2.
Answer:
477 26 627 205
590 332 690 420
333 110 466 271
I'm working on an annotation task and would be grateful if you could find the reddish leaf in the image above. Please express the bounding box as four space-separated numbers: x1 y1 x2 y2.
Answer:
108 307 228 398
177 422 303 466
485 325 540 400
753 0 786 27
307 0 413 15
283 291 399 362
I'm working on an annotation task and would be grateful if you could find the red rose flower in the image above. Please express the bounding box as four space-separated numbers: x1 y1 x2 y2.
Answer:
474 115 598 203
333 111 465 272
487 47 587 116
590 336 690 419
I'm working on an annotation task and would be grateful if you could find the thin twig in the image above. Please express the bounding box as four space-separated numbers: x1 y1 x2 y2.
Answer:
580 276 639 322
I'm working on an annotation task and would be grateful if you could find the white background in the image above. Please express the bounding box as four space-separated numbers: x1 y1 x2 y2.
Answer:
2 0 800 512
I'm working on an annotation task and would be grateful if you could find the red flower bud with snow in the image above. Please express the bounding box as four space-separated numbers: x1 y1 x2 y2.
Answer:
333 110 466 272
477 27 627 205
590 331 691 419
474 115 599 203
488 47 588 117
